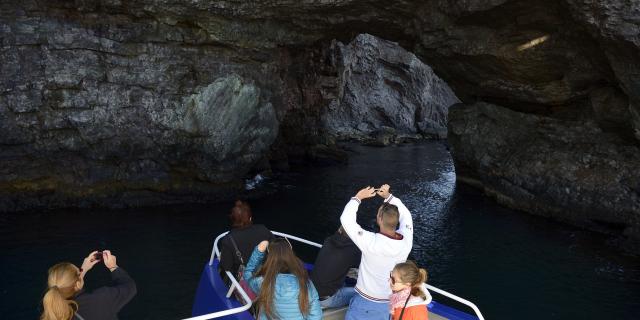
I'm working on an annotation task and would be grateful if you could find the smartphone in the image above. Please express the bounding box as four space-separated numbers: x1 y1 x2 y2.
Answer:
93 251 103 260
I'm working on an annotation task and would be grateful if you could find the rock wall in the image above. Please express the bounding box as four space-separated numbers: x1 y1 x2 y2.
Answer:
1 0 639 250
324 34 459 141
449 103 640 250
0 3 289 209
0 2 451 210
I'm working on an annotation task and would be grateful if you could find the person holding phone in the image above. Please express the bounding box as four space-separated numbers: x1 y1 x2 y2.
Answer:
40 250 137 320
340 184 414 320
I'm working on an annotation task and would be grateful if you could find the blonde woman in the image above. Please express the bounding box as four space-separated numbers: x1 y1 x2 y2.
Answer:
40 250 136 320
388 261 432 320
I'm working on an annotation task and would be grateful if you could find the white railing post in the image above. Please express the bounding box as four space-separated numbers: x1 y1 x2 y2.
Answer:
182 270 252 320
425 284 485 320
271 231 323 248
209 231 229 266
225 282 237 298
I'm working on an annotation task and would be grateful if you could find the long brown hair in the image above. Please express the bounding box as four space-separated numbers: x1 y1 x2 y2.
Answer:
255 238 310 318
41 263 82 320
393 261 428 299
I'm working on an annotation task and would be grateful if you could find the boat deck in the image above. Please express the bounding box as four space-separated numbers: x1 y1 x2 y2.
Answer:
191 261 479 320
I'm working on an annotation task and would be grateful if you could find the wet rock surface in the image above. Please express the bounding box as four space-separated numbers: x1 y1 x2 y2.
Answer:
449 102 640 251
0 0 639 250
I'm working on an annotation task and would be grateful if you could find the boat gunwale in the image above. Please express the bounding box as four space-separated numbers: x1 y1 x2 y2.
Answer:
187 230 485 320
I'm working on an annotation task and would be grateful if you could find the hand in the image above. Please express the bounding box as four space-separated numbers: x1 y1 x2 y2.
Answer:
258 240 269 252
102 250 118 271
376 184 391 199
80 251 101 278
355 186 377 201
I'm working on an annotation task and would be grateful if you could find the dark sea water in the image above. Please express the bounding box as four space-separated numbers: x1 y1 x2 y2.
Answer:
1 142 639 319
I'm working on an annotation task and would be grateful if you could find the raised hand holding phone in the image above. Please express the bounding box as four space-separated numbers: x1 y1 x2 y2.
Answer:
376 184 391 199
355 186 377 201
80 250 101 278
93 251 103 261
102 250 119 272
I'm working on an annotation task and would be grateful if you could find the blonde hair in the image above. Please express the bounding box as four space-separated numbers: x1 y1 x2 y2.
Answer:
393 261 428 300
41 263 82 320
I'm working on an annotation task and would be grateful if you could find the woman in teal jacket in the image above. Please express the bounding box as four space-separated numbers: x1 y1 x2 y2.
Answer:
244 238 322 320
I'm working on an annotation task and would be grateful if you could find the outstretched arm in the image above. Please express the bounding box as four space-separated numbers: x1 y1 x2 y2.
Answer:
91 251 137 311
378 184 413 240
340 187 377 252
386 194 413 239
244 241 268 293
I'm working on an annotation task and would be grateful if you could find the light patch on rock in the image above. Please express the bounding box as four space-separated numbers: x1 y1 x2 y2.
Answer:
181 74 278 170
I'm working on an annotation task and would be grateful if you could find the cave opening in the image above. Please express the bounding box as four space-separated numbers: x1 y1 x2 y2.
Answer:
2 2 640 320
263 33 460 177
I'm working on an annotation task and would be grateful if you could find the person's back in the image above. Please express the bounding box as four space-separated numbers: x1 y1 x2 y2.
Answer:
268 273 317 319
40 250 136 320
219 200 273 276
354 228 411 299
310 227 360 308
244 239 322 320
75 267 136 320
340 185 414 320
311 229 360 296
341 190 413 300
220 223 272 275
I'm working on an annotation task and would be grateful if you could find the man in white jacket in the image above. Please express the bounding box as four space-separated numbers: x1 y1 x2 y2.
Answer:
341 184 414 320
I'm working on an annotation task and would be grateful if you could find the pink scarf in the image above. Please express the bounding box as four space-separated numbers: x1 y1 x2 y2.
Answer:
389 288 411 314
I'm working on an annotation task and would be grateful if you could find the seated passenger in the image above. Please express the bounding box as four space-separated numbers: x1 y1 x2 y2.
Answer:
310 226 361 308
244 239 322 320
389 261 432 320
40 250 136 320
219 200 272 277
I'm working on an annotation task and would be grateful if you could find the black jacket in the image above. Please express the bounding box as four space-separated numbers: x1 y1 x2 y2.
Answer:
219 224 273 276
310 231 361 297
74 267 137 320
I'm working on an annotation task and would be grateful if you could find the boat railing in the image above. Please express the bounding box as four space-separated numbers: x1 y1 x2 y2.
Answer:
187 231 484 320
184 268 253 320
426 284 485 320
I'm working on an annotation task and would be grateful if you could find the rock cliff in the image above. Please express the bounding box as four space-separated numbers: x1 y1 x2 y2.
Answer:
1 0 639 250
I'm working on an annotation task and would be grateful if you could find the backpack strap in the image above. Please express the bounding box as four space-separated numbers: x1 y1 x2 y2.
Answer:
398 294 412 320
227 234 244 265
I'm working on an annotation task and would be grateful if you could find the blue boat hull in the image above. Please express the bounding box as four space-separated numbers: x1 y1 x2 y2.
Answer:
191 259 253 319
192 259 479 320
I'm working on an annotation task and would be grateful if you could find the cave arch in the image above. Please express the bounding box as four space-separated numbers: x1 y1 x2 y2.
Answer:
1 0 639 251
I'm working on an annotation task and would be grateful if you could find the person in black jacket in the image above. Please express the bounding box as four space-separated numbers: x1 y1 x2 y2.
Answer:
40 250 136 320
310 226 361 309
219 200 273 278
